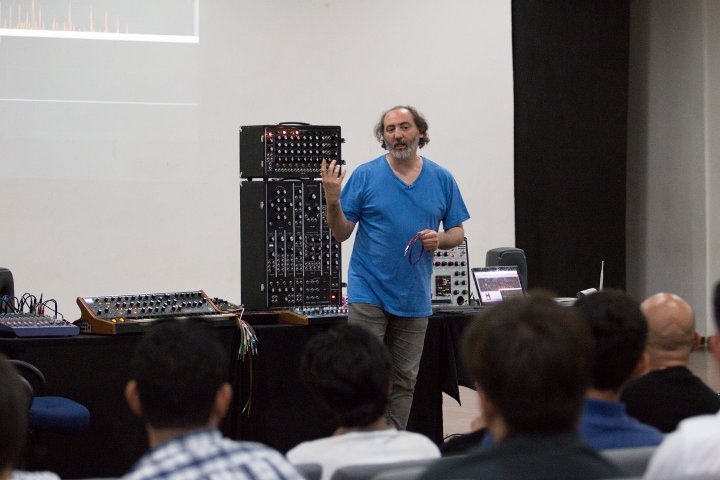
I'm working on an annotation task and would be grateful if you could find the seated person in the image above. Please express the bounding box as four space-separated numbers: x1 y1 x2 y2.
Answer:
123 320 302 480
286 324 440 480
420 297 621 480
644 281 720 478
622 292 720 432
0 354 59 480
440 416 487 456
575 290 664 449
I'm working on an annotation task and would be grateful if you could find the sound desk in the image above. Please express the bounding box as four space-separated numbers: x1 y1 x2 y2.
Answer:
76 290 242 334
0 313 80 337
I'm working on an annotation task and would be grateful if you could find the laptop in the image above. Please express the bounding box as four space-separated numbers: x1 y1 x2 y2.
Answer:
471 266 525 305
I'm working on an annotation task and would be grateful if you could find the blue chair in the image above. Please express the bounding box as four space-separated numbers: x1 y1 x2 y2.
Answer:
10 359 90 433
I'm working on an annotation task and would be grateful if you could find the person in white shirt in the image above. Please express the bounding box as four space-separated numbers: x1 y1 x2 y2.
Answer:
644 281 720 478
286 325 440 480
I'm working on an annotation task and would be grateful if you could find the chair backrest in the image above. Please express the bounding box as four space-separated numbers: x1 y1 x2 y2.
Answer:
295 463 322 480
9 359 46 396
600 446 657 477
371 465 428 480
8 359 90 433
330 458 438 480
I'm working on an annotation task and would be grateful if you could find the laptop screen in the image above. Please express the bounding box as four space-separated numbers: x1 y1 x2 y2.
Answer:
472 266 524 305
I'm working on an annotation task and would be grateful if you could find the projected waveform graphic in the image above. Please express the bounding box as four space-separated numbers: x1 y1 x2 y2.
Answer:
0 0 198 42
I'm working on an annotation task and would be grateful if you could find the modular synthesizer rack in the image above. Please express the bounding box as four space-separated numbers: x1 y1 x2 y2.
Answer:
240 124 342 179
240 179 342 310
431 238 471 306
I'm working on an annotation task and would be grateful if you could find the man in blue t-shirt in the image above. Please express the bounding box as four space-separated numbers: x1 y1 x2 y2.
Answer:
321 105 470 429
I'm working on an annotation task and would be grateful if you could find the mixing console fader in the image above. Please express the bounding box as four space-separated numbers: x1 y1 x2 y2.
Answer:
431 238 471 306
240 124 342 179
241 179 342 310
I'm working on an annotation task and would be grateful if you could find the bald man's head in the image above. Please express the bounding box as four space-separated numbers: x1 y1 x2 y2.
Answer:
641 293 697 367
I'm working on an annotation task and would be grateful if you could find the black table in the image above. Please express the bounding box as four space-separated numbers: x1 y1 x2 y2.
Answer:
0 309 480 479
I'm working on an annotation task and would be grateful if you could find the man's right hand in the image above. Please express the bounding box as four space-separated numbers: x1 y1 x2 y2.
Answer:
320 159 355 243
320 159 346 204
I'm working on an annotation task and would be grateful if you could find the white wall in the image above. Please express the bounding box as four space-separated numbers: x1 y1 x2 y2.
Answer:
0 1 514 318
627 0 720 334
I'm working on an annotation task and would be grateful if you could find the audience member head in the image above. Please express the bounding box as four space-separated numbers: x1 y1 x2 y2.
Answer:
461 297 593 439
641 292 697 368
300 324 392 428
125 321 231 436
374 105 430 149
0 354 31 478
574 290 647 392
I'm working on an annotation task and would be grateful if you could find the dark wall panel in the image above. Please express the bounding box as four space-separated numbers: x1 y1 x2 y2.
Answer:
513 0 629 296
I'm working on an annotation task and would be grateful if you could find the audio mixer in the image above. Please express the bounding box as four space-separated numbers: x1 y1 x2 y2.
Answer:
0 313 79 337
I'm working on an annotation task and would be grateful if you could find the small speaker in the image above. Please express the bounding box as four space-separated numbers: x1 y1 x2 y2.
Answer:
0 268 14 313
485 248 527 292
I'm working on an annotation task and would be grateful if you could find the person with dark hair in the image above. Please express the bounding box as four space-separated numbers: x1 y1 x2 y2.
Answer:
0 354 30 480
0 355 60 480
321 105 469 429
621 292 720 433
644 281 720 478
286 325 439 480
123 321 302 480
574 290 663 449
421 297 620 480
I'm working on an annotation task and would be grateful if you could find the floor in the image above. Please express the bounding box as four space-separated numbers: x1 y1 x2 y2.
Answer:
441 344 720 439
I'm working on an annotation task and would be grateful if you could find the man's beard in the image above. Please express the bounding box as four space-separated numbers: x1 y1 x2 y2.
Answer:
388 135 420 160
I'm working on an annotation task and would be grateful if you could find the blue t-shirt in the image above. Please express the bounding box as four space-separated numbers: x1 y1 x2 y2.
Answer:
341 155 470 317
